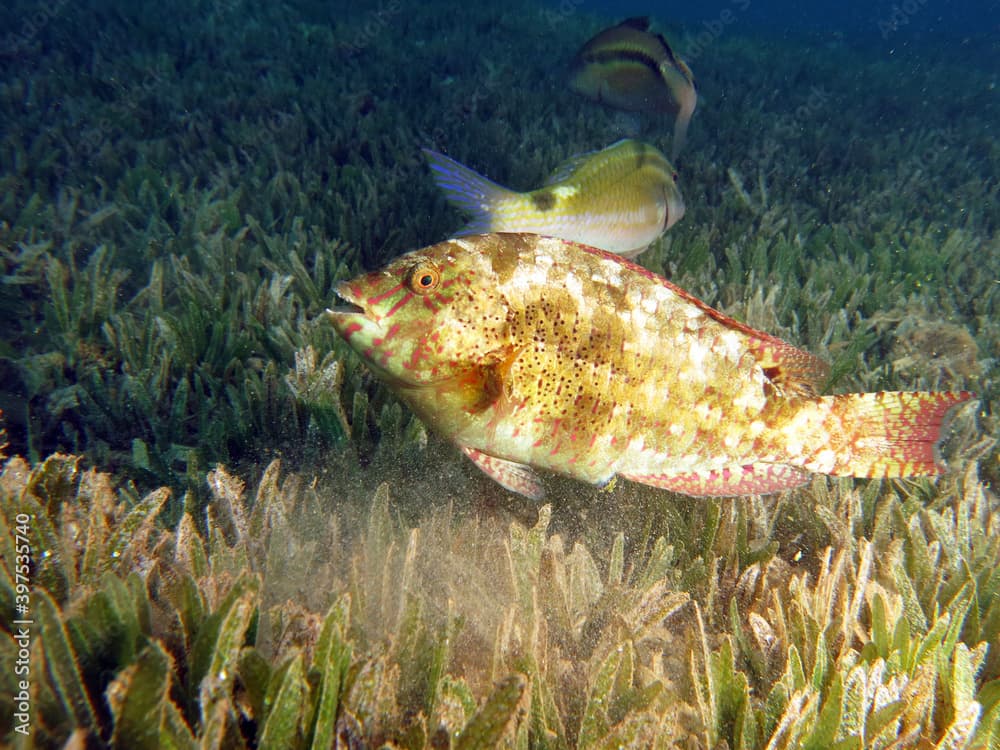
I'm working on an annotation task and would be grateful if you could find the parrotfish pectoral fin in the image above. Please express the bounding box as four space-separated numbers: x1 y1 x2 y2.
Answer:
802 391 973 478
461 446 545 500
422 148 517 235
749 337 830 398
623 464 811 497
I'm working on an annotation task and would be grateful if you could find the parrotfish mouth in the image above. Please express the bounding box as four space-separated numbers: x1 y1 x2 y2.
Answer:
327 283 438 391
327 301 365 317
331 280 364 311
326 281 375 338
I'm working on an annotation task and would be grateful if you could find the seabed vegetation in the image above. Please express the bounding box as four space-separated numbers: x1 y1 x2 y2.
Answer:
0 0 998 747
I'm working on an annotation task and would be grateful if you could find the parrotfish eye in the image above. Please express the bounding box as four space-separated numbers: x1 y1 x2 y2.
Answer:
407 261 441 294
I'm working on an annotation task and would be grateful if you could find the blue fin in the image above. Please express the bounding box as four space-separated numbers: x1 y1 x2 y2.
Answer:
422 148 516 234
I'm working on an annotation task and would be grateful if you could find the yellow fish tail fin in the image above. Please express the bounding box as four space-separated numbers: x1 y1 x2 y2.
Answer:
423 148 517 234
798 391 973 478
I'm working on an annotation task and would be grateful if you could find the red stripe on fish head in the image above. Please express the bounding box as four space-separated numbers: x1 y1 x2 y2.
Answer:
333 240 512 388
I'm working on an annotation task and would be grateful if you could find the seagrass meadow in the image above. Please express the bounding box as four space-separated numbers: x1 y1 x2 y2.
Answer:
1 0 998 746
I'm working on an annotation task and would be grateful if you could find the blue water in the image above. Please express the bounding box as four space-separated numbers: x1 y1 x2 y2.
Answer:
575 0 999 42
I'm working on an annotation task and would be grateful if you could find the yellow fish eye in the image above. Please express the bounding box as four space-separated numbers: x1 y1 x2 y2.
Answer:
407 261 441 294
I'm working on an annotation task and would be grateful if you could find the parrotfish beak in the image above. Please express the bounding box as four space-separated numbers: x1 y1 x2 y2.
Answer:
327 280 432 388
327 281 380 345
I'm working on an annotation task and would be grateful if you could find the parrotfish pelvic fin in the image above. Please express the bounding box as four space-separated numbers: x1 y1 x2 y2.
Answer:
462 446 545 500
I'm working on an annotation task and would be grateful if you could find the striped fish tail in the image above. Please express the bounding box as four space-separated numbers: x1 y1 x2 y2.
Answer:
798 391 973 478
422 148 516 234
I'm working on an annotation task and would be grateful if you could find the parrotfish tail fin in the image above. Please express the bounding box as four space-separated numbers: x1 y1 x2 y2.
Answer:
422 148 517 234
799 391 973 478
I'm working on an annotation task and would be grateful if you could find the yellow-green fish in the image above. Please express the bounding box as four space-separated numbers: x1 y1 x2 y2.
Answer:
569 17 697 159
424 139 684 258
329 233 971 500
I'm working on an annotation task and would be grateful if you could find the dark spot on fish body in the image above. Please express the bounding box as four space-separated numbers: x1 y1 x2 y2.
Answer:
762 366 781 399
485 235 530 286
634 144 648 170
531 191 557 211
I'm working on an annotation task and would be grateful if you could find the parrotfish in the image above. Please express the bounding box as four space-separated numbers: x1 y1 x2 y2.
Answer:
569 17 697 159
328 233 972 500
424 139 684 258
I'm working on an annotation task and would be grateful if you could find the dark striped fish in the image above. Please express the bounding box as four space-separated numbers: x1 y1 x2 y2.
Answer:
569 17 697 159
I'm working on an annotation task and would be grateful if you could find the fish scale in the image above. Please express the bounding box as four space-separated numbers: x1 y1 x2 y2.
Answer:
329 233 973 500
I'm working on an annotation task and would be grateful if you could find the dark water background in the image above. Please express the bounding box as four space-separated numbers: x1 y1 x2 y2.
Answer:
577 0 999 42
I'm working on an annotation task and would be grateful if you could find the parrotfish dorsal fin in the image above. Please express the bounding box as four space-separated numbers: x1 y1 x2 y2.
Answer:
653 33 691 79
544 149 598 185
588 246 829 397
618 259 828 397
616 16 688 79
545 143 628 185
545 139 636 186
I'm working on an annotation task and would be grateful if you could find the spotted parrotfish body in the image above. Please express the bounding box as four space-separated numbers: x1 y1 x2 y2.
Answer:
328 233 972 500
